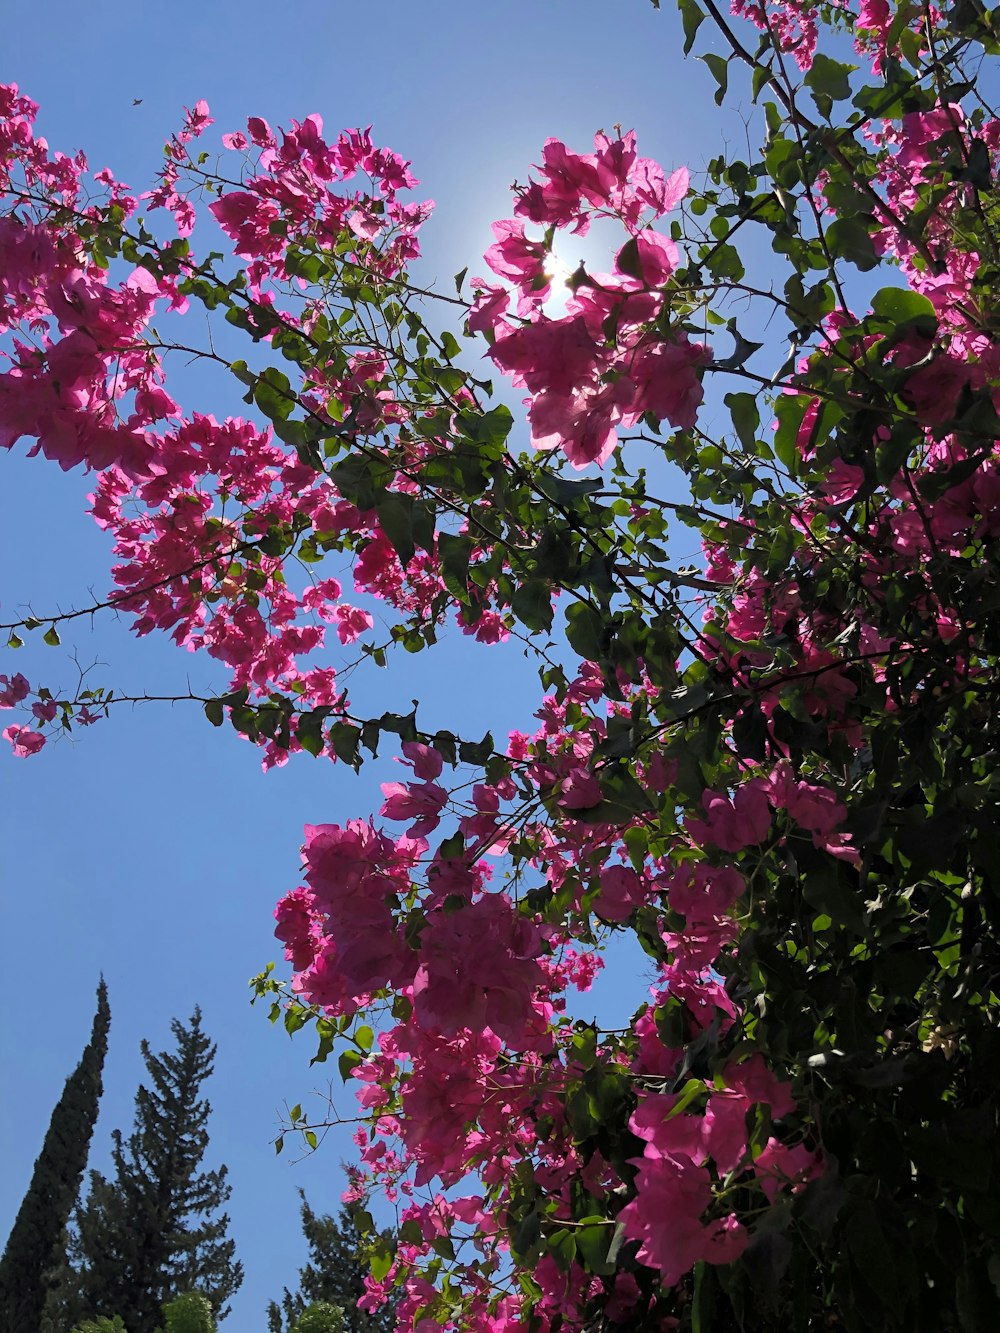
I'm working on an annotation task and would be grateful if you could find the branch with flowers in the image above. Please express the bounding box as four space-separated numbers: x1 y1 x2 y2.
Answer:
6 0 1000 1326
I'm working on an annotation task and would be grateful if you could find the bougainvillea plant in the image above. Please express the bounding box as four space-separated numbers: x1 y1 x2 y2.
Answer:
5 0 1000 1327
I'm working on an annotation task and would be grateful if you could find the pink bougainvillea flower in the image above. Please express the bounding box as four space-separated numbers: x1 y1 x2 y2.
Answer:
3 724 45 757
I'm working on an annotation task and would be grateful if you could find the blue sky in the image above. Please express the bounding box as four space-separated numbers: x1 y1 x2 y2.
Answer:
1 2 748 1323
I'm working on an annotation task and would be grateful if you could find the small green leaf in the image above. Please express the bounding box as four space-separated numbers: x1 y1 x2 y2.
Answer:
355 1024 374 1052
678 0 705 53
725 392 760 451
339 1049 363 1082
701 52 729 105
204 699 225 727
772 393 811 478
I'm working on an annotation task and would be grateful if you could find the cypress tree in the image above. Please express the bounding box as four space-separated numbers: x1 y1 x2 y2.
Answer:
267 1195 397 1333
0 977 110 1333
69 1008 242 1332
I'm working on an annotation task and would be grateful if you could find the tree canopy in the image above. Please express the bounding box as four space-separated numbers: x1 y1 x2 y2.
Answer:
65 1010 242 1331
4 0 1000 1327
0 979 109 1333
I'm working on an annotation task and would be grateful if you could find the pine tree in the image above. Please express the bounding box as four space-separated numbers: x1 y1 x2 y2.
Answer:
68 1008 242 1332
268 1195 396 1333
0 978 110 1333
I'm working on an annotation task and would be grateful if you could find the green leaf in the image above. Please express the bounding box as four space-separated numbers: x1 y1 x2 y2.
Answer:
575 1219 614 1275
369 1238 394 1283
871 286 937 327
327 721 361 769
534 474 603 507
338 1049 363 1081
459 404 513 452
805 54 855 117
848 1204 897 1307
960 138 992 190
459 732 495 765
701 52 729 105
568 767 654 824
772 393 811 477
565 603 606 663
203 699 224 727
43 625 60 647
717 322 763 371
376 492 416 567
704 242 745 281
692 1261 716 1333
826 216 879 271
253 367 294 421
615 236 643 280
229 358 256 386
678 0 705 53
511 581 554 633
439 330 461 360
725 392 760 451
668 1077 707 1119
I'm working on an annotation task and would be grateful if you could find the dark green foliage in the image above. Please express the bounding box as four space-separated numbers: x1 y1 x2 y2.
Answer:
0 978 110 1333
67 1009 242 1332
268 1195 395 1333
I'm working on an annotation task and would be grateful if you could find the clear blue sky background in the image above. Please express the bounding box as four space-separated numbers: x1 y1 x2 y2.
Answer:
1 2 748 1324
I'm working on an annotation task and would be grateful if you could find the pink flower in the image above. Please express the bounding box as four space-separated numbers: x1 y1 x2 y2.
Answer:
411 893 546 1044
593 863 648 922
467 280 511 339
274 886 321 970
666 863 746 919
754 1138 822 1202
490 316 600 398
379 780 448 838
182 100 213 139
557 768 603 810
628 336 709 431
619 1150 746 1286
0 673 30 708
484 219 550 305
334 604 374 644
687 781 772 852
615 229 679 286
401 740 443 781
3 724 45 757
724 1053 797 1119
